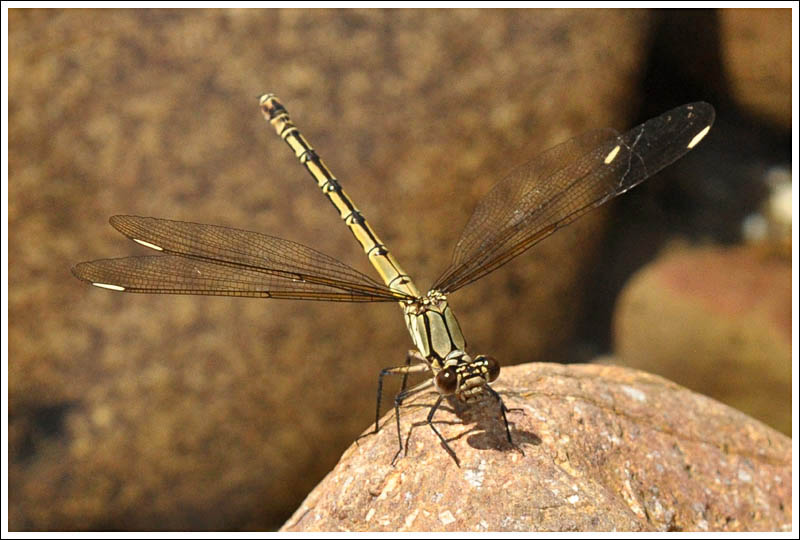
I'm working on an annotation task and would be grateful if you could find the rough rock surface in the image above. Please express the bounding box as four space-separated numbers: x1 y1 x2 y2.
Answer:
281 363 791 532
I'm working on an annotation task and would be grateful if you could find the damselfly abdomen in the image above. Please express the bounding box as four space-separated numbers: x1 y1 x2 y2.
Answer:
73 96 715 465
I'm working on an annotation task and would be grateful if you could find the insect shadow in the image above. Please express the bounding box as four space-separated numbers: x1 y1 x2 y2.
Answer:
392 392 542 467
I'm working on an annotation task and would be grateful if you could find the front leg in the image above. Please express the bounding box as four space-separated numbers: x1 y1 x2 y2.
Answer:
485 385 524 456
424 394 461 467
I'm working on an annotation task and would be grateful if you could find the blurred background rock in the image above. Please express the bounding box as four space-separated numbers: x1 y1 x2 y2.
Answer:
7 8 791 531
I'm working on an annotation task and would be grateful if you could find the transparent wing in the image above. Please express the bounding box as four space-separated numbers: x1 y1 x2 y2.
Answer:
72 255 397 301
72 215 411 302
433 102 715 293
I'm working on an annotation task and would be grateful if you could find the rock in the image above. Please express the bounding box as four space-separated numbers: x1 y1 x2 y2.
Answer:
9 9 663 530
719 8 792 128
613 245 791 434
280 363 791 532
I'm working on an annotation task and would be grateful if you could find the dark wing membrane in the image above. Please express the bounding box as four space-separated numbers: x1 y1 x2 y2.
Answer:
73 215 410 302
433 102 715 293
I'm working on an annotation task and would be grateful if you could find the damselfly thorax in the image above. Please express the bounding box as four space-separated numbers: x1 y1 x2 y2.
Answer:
402 289 499 403
73 94 715 465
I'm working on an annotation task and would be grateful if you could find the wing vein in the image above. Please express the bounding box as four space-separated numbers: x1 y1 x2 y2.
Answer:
432 103 715 293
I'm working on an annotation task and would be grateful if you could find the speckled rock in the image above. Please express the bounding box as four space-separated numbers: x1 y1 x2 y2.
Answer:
280 363 791 532
613 245 791 434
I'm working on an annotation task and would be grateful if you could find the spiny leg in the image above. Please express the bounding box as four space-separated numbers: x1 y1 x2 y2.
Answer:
485 385 524 456
389 378 435 465
372 353 430 434
357 357 431 458
425 394 460 467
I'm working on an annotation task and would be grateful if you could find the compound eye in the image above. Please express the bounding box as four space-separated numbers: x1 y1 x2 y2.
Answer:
434 366 458 395
483 355 500 382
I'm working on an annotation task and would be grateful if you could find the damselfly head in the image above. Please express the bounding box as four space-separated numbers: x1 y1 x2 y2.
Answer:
435 352 501 403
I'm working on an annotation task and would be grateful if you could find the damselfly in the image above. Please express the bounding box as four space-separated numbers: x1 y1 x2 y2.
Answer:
72 96 714 465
